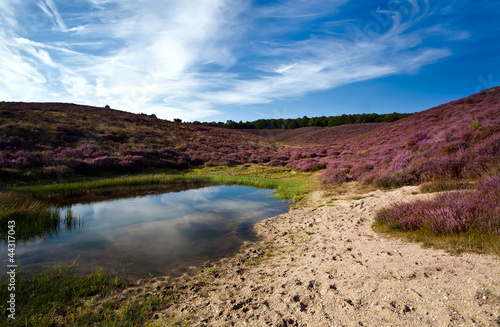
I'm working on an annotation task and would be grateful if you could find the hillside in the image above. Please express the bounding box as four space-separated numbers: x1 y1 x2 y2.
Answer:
1 87 499 187
0 103 278 184
268 123 389 145
276 87 500 186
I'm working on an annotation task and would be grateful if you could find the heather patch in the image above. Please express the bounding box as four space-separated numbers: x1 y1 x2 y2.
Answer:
375 176 500 254
1 87 499 189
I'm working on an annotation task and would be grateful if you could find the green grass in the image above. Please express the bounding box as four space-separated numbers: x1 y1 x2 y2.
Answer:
420 178 475 193
347 194 374 200
11 169 312 203
0 266 165 326
372 221 500 256
188 164 317 203
0 192 80 241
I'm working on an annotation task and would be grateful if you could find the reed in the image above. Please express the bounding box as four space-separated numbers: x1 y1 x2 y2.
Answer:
11 173 297 201
0 192 81 242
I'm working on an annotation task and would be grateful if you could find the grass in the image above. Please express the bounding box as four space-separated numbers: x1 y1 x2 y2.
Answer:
373 221 500 255
12 174 276 199
0 266 162 326
0 192 80 242
420 178 475 193
188 164 318 203
10 165 316 203
347 195 367 200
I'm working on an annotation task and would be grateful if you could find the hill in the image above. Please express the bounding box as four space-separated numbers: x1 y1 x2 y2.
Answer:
273 87 500 186
0 103 278 184
265 123 389 145
1 87 499 186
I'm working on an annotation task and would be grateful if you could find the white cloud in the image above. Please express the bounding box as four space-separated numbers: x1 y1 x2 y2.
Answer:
0 0 468 120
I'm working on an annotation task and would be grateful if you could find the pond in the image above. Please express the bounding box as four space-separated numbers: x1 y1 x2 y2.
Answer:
1 185 288 279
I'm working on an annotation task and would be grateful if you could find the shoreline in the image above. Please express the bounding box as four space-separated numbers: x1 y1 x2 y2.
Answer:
98 185 500 326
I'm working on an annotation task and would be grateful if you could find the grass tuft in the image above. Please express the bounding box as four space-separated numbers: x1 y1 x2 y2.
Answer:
420 179 475 193
0 266 141 326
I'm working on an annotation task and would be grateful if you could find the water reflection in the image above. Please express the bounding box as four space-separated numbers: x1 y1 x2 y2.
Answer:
1 185 287 279
0 208 83 244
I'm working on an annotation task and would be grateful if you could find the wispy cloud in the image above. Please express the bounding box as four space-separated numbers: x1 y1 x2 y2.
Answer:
38 0 68 31
0 0 472 120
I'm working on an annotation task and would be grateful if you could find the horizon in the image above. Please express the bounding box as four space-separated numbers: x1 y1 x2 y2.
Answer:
1 0 499 122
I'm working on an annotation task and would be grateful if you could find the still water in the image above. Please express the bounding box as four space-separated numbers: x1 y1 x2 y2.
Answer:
2 185 288 279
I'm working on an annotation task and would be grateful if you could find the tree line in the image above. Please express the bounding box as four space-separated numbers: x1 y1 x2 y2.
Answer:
187 112 412 130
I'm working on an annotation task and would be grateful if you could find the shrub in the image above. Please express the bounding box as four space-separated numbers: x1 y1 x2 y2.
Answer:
320 169 349 184
376 175 500 235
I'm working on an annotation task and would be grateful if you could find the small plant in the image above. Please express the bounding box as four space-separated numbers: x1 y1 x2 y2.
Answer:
204 266 218 275
468 119 481 130
347 195 366 200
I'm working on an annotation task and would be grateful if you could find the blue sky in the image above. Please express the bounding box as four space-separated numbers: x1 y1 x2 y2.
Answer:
0 0 498 122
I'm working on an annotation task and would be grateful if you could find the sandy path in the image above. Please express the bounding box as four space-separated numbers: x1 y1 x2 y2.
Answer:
119 186 500 326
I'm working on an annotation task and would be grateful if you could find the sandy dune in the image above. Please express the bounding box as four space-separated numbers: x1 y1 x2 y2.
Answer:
116 186 500 326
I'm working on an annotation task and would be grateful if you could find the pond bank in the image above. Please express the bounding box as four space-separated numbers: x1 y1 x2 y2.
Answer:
109 185 500 326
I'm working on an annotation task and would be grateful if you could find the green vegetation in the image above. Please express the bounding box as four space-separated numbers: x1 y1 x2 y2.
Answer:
0 266 167 326
373 221 500 256
0 192 80 242
13 174 280 199
191 112 412 129
468 118 481 130
347 195 371 200
188 165 318 203
420 178 474 193
11 165 315 203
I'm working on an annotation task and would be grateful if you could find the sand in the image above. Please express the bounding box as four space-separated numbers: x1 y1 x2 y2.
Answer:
110 185 500 326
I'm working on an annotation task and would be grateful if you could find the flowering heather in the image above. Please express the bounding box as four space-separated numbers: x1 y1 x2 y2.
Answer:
0 87 499 186
285 87 500 186
376 176 500 235
0 102 278 182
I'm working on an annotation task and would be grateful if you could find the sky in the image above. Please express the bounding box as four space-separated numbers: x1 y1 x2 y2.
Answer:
0 0 499 122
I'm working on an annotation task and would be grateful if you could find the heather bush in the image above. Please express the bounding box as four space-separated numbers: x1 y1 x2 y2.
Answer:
350 162 375 179
391 150 414 171
320 168 350 184
300 160 326 172
376 175 500 235
373 169 418 188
